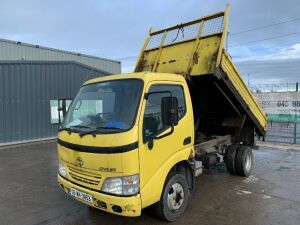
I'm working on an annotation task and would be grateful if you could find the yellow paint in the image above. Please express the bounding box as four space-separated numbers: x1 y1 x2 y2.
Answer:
216 4 230 66
137 36 221 75
135 7 228 76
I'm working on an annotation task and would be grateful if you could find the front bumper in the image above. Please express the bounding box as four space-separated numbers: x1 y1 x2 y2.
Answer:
58 174 142 217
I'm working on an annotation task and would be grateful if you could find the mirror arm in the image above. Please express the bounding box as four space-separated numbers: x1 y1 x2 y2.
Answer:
58 108 62 125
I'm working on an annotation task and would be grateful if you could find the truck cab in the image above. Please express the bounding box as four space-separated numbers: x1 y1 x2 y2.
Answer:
58 73 194 218
57 5 267 221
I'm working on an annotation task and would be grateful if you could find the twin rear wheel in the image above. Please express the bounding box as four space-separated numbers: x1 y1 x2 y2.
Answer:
225 144 253 177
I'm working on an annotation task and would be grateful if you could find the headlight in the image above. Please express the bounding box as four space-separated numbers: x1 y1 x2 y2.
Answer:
58 161 67 178
101 174 139 196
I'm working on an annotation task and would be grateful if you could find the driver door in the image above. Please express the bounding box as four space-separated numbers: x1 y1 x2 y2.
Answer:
138 81 192 206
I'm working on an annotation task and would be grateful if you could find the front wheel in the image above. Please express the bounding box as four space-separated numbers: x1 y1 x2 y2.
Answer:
154 173 189 221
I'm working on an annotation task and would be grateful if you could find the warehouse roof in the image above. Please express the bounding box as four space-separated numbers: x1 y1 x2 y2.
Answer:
0 60 111 75
0 38 121 74
0 38 119 63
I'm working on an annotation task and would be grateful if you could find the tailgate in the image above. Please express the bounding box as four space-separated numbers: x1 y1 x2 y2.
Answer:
135 7 229 76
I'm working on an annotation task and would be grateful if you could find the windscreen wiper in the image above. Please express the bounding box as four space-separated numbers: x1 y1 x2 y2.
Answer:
96 126 124 130
62 125 93 135
62 125 91 131
79 126 124 138
69 125 92 129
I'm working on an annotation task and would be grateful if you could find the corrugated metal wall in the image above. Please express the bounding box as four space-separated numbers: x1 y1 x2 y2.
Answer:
0 38 121 74
0 61 112 145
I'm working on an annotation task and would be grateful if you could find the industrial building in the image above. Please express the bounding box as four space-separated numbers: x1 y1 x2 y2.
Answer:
0 39 121 145
0 38 120 74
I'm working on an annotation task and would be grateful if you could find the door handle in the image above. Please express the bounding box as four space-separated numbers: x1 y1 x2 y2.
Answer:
183 136 191 145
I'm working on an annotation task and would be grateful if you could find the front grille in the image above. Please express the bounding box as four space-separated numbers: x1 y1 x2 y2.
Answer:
68 166 101 186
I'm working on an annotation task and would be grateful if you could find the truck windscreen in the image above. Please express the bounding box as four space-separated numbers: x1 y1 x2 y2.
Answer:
63 79 143 133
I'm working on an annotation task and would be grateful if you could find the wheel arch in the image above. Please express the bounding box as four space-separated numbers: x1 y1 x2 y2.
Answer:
166 160 195 195
140 149 193 208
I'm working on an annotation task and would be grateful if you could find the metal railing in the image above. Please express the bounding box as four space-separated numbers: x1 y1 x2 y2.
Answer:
251 82 299 93
264 121 299 144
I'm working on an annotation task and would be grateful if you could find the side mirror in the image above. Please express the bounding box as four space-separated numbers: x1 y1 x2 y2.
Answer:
58 99 69 125
161 96 178 126
144 92 178 144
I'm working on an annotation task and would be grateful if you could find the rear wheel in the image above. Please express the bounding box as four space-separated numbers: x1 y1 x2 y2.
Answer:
235 145 253 177
225 144 239 174
154 173 189 221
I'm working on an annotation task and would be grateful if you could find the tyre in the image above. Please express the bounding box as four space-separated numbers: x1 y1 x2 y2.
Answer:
154 173 189 221
235 145 253 177
225 144 239 174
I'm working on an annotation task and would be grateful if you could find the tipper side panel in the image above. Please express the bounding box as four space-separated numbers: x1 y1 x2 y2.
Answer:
219 52 268 134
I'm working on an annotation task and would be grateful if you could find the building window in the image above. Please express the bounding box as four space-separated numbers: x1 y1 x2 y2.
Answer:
50 99 72 124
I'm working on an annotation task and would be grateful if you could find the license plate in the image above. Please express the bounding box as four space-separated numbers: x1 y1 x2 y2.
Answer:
69 188 93 203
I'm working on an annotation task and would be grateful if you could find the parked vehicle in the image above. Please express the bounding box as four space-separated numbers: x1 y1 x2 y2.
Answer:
57 5 267 221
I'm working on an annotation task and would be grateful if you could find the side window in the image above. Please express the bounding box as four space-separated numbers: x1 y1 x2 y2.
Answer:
143 84 186 140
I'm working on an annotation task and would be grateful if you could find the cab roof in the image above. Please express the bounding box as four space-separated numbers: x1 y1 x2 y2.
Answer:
83 72 186 86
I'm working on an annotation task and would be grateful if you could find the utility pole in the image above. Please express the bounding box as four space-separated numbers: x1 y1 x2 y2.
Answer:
247 73 250 87
293 82 298 144
294 123 297 144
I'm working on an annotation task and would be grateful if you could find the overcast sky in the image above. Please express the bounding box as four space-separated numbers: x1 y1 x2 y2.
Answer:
0 0 299 86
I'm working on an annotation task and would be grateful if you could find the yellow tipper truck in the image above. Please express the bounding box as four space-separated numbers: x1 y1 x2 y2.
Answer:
57 5 267 221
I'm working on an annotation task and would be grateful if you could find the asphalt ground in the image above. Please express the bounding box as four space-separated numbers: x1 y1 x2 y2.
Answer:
0 140 299 225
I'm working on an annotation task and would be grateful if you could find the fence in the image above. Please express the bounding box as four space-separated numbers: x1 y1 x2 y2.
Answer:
250 82 299 93
264 122 300 144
